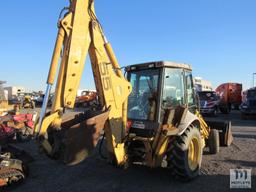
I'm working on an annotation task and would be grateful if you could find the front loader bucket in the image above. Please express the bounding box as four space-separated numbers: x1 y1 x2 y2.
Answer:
57 109 109 165
205 120 233 146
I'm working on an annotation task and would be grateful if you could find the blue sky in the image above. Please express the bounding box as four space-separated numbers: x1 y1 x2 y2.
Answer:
0 0 255 91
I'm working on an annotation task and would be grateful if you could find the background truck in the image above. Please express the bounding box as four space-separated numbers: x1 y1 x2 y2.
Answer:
240 87 256 119
215 83 242 114
198 91 220 116
75 90 98 107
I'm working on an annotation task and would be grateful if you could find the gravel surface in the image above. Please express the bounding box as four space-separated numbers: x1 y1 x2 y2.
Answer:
4 110 256 192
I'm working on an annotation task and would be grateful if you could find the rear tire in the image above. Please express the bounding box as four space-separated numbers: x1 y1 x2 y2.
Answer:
208 129 219 154
220 104 231 114
241 113 247 120
167 125 202 181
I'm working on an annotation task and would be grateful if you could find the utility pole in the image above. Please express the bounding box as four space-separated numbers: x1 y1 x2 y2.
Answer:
253 73 256 87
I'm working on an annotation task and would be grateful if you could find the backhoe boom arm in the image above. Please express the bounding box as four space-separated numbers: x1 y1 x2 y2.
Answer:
35 0 131 165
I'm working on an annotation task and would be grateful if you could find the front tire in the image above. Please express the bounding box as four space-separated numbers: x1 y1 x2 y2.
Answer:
211 107 217 117
167 125 203 181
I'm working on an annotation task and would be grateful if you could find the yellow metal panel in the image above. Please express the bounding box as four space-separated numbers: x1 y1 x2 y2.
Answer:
63 0 92 108
89 21 131 143
88 5 131 164
35 112 59 136
195 110 210 139
47 27 65 85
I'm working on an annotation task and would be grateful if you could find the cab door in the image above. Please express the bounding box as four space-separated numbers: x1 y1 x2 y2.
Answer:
184 70 197 112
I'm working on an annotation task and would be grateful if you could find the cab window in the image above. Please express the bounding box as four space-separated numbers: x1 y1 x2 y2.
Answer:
185 71 196 107
162 68 185 108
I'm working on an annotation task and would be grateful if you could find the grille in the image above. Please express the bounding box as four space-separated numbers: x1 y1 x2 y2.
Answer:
249 100 256 107
200 101 205 107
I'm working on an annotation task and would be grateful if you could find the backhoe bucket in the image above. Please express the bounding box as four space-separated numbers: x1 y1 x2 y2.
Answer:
57 110 109 165
205 120 233 146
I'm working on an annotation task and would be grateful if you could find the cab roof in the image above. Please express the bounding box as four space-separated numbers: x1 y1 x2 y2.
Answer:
125 61 192 72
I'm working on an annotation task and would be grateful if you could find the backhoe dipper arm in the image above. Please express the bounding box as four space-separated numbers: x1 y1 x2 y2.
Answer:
34 0 131 165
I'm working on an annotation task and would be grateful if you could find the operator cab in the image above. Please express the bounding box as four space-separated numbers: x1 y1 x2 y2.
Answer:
125 61 197 137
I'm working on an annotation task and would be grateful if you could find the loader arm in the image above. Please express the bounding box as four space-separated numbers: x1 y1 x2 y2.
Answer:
34 0 131 165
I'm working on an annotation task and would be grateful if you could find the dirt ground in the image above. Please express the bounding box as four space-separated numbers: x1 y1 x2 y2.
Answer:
4 110 256 192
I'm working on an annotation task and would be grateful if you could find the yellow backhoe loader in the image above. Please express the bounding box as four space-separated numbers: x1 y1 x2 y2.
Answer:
22 95 35 109
34 0 232 181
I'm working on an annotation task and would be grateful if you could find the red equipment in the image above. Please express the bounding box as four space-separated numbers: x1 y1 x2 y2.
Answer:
215 83 242 113
0 113 36 142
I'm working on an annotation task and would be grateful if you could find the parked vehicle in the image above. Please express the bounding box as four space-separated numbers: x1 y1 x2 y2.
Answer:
240 87 256 119
75 90 98 107
8 97 21 105
198 91 220 116
35 94 53 107
215 83 242 114
21 95 35 109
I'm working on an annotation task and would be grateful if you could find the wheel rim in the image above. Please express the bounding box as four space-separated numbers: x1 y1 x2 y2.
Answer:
188 137 200 171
